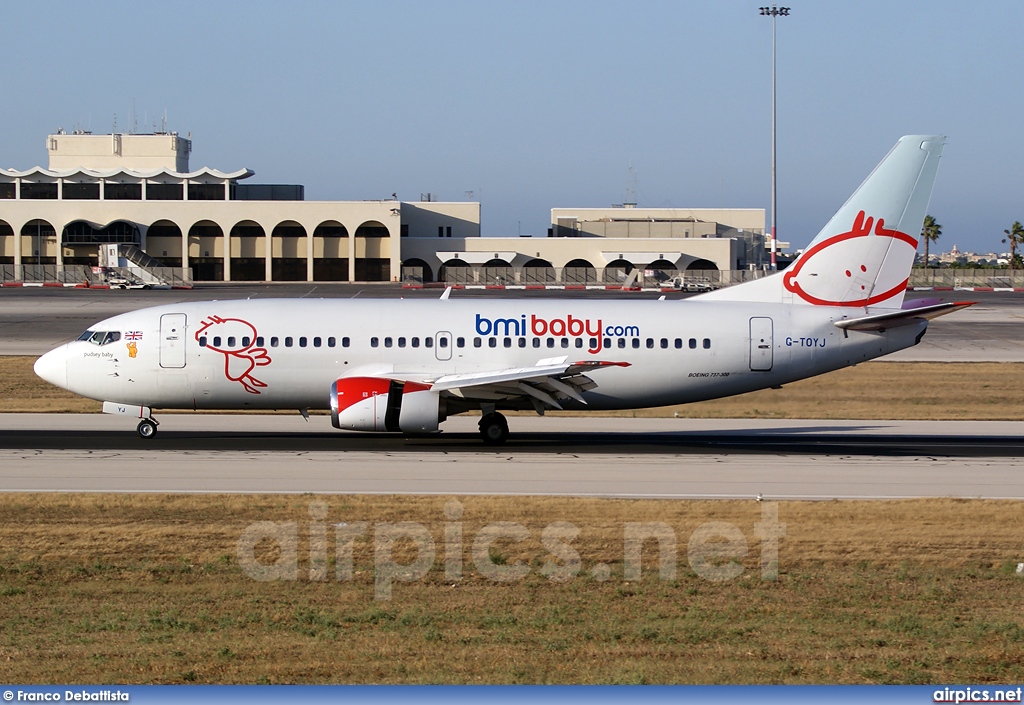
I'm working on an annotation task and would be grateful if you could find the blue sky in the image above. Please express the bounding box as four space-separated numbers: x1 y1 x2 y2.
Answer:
1 1 1021 253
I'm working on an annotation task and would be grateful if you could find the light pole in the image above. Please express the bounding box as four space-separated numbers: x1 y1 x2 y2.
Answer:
760 5 789 271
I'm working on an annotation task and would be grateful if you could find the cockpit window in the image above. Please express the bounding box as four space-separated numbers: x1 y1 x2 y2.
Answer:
80 330 121 346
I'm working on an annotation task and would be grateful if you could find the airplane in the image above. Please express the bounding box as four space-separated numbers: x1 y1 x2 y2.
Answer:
34 135 971 444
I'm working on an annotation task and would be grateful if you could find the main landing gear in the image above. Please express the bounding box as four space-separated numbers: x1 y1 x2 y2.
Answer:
137 417 159 439
479 412 509 445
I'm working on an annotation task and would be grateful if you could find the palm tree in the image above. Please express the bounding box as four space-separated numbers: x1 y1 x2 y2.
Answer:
920 215 941 267
1003 221 1024 278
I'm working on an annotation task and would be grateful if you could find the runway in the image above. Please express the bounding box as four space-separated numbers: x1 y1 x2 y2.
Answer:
1 414 1021 499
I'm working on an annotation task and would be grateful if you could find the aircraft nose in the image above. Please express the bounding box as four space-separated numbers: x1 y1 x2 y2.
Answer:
34 344 69 390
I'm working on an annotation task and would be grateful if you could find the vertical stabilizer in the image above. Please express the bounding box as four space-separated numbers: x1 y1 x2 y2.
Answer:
697 135 944 308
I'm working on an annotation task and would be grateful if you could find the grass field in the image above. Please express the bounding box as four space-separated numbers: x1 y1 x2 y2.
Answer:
1 494 1022 684
4 355 1024 419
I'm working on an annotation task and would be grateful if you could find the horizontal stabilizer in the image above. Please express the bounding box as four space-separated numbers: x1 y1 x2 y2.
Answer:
833 301 974 332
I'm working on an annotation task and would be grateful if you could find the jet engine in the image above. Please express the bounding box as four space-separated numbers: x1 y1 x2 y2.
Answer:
330 377 442 433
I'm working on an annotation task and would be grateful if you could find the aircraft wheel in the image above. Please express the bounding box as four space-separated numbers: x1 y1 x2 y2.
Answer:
137 419 158 439
479 412 509 445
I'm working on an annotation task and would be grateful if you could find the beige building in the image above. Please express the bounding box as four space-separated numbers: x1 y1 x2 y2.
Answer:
0 131 478 282
48 130 192 172
1 131 764 284
400 206 765 284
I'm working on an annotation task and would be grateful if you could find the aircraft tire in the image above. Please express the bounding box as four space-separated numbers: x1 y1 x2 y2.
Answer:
137 419 158 439
479 413 509 445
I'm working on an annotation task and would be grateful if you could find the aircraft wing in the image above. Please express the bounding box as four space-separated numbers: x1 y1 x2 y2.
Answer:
428 358 630 411
833 301 974 332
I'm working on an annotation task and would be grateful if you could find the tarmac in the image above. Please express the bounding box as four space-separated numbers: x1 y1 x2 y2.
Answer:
0 414 1021 499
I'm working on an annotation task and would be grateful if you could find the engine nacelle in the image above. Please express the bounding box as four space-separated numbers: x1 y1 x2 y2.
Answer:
330 377 442 433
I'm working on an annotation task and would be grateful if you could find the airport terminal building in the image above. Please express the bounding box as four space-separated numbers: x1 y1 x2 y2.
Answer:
0 131 765 284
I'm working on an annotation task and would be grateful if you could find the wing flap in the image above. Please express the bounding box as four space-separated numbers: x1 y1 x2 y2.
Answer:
429 359 630 408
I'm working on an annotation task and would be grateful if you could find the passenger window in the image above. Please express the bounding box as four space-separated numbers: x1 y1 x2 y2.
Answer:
646 338 654 349
398 337 406 348
518 338 526 348
299 337 307 348
503 337 512 348
285 337 294 347
533 338 541 348
242 336 251 347
227 336 236 347
370 337 379 348
674 338 682 349
213 336 222 347
703 338 711 349
632 338 640 349
547 338 555 348
660 338 668 349
342 337 350 347
199 336 207 347
424 338 433 348
489 338 497 348
271 337 279 348
617 338 626 349
411 337 420 348
561 338 569 348
384 337 393 348
327 337 335 348
689 338 697 349
474 337 482 348
456 337 465 348
604 338 611 350
575 338 583 348
256 336 264 347
439 337 448 348
313 337 321 348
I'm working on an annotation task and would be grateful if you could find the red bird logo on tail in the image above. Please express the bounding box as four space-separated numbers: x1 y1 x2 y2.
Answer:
782 210 917 307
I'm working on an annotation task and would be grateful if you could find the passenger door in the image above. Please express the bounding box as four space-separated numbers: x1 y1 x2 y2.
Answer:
160 313 187 368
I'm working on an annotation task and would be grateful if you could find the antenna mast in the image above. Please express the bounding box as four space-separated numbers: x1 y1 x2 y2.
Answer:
624 163 638 207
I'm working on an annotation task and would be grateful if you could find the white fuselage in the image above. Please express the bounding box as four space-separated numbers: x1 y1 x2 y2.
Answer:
41 297 926 414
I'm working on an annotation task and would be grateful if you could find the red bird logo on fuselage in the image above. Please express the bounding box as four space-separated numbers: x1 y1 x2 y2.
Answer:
195 315 272 394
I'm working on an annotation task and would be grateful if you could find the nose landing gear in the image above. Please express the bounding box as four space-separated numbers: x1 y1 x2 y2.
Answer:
136 418 159 439
101 402 159 439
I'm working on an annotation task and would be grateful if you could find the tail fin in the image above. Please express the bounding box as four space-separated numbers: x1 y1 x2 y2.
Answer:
698 135 944 308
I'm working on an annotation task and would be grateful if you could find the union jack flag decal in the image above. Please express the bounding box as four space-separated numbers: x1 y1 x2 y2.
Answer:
125 331 143 341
